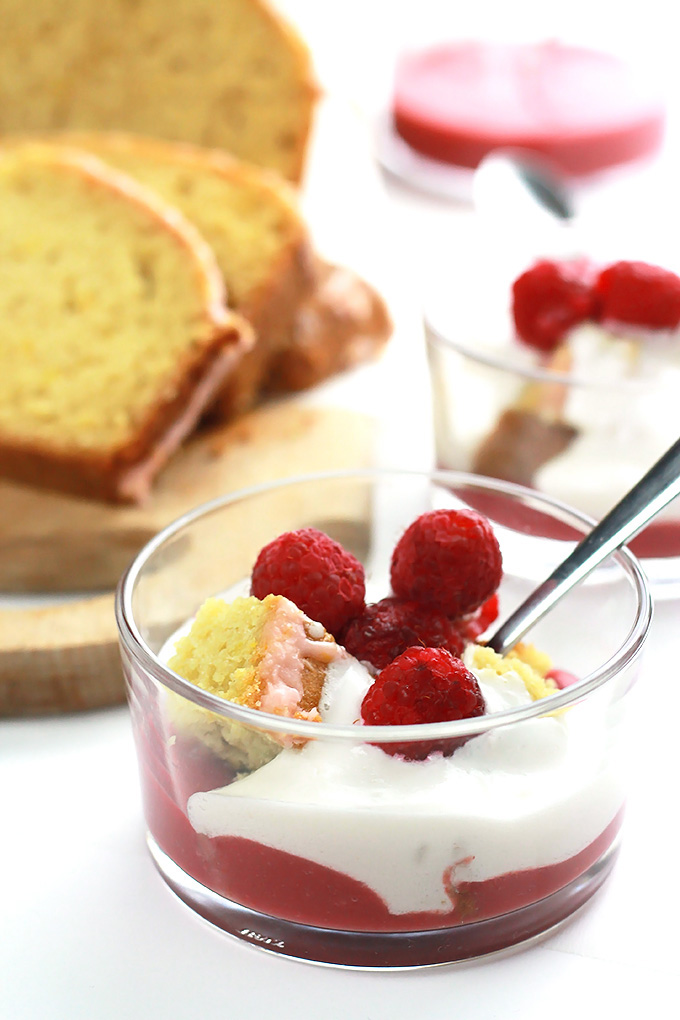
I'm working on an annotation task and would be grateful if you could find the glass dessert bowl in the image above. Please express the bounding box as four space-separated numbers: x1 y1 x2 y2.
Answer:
426 250 680 594
115 469 651 969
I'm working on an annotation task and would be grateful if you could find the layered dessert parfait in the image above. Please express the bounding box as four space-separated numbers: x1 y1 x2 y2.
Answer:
128 504 627 962
427 256 680 561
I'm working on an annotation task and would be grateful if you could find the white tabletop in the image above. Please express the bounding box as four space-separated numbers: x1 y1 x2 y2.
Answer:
3 3 680 1014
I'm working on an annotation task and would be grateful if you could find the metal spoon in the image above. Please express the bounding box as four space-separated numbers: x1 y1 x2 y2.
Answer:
473 148 575 222
487 436 680 654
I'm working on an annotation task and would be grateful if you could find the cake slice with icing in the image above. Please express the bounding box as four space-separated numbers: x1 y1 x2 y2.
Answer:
168 594 343 769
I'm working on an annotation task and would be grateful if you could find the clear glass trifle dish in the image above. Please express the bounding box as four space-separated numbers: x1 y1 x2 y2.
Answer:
425 244 680 594
115 468 651 969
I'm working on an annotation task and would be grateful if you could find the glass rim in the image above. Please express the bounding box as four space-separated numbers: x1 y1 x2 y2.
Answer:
424 315 662 391
115 467 652 744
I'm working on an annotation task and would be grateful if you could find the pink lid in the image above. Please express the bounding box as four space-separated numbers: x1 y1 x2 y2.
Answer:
392 41 666 176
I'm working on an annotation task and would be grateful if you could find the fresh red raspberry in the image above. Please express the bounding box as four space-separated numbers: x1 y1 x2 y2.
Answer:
512 258 596 352
360 646 486 760
546 668 578 689
390 509 502 618
454 593 500 643
341 597 465 673
251 527 365 636
594 260 680 330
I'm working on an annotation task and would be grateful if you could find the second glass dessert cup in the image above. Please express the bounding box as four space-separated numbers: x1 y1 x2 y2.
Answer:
115 469 651 969
426 312 680 595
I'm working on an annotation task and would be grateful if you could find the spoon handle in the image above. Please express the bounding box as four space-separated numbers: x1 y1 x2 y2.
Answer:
487 435 680 654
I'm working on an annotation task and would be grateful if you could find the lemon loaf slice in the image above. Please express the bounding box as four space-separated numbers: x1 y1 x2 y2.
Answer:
20 133 393 419
168 594 342 769
0 0 318 183
0 144 250 503
37 132 318 419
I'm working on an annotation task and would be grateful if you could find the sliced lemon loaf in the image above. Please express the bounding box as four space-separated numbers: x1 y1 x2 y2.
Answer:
36 132 318 419
0 0 318 183
18 133 393 419
0 144 250 503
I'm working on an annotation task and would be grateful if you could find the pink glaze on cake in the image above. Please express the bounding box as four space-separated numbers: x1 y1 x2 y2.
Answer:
258 602 342 715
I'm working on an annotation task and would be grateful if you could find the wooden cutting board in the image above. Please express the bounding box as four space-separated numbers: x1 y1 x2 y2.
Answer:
0 401 375 716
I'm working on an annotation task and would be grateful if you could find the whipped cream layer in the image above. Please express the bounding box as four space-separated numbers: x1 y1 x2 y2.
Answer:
187 650 623 917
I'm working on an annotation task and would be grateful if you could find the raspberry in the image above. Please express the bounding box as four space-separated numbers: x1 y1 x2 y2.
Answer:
390 509 502 618
341 597 466 673
251 527 365 636
512 258 596 352
454 593 500 643
546 668 578 689
594 260 680 330
360 646 486 760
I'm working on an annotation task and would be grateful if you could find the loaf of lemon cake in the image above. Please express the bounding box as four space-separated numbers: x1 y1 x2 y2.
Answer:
168 593 341 769
0 0 318 184
10 133 393 419
0 144 250 503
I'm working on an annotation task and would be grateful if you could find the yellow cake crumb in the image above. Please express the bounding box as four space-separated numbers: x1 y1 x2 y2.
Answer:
470 643 557 701
170 595 271 707
511 642 553 679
